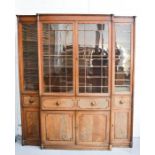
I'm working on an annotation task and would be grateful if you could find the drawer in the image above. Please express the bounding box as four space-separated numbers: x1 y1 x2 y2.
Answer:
113 96 131 109
41 97 75 110
23 95 39 107
77 98 110 109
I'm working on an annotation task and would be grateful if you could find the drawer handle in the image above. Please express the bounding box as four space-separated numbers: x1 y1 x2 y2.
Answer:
56 101 60 106
91 102 96 106
29 98 34 104
119 100 123 104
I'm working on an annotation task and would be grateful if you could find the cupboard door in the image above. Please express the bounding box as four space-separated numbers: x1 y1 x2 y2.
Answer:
21 23 39 92
78 23 110 95
76 111 109 146
41 111 75 146
22 108 40 145
112 110 131 145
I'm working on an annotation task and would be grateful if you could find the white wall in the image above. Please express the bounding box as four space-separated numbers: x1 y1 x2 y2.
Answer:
15 0 150 138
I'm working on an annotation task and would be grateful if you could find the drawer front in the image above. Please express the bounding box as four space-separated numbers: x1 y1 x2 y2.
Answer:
23 95 39 107
77 98 109 109
113 96 131 109
42 97 75 110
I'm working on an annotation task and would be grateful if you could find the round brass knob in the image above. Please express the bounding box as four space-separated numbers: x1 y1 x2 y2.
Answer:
29 98 34 104
56 101 60 106
91 102 96 106
119 100 123 104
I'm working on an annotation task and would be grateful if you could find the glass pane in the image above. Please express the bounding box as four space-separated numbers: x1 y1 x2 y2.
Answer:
22 24 38 91
115 24 131 92
78 23 109 93
42 24 73 93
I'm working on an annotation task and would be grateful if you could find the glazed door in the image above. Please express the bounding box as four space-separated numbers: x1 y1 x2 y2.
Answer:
39 21 111 96
41 111 75 145
40 22 75 95
77 22 111 96
113 23 133 93
76 111 109 146
19 22 39 92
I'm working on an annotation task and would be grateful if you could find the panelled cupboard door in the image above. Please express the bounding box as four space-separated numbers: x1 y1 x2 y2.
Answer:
22 108 40 145
76 111 110 146
41 111 75 146
111 110 131 145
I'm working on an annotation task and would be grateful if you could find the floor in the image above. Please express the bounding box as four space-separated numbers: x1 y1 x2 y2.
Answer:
15 137 140 155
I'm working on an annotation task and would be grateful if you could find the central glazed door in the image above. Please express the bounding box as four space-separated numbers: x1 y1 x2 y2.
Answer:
76 22 111 96
39 20 111 96
39 22 75 96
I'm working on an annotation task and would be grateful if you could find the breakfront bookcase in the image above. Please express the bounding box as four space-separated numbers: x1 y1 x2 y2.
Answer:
17 14 135 150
